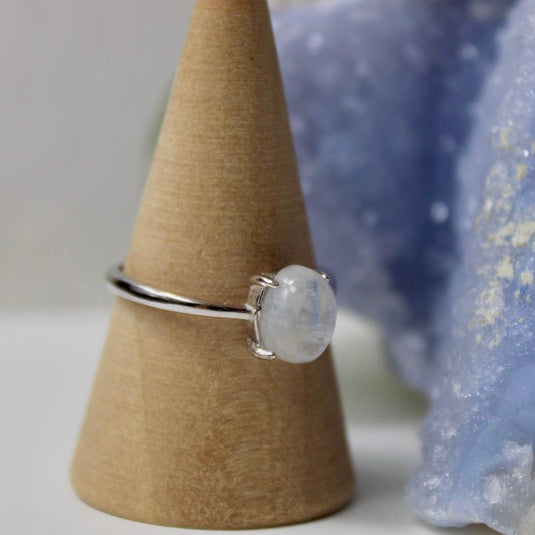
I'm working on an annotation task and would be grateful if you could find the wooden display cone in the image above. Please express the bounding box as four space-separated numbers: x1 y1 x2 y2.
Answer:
71 0 354 528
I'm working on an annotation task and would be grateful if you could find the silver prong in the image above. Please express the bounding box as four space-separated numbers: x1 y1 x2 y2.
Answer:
318 271 330 282
253 311 261 342
250 273 279 288
247 338 277 360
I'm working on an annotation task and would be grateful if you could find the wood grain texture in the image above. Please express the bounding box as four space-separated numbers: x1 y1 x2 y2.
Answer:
71 0 354 528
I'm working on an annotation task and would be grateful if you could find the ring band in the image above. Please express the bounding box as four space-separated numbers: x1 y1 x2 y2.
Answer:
106 264 250 320
106 263 337 364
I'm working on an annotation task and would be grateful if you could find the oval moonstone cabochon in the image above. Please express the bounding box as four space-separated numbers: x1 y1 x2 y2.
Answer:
258 265 337 363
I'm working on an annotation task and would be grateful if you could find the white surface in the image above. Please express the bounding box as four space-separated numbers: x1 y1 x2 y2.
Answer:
0 310 494 534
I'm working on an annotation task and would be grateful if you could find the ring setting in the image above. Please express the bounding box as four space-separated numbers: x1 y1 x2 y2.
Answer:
106 264 337 364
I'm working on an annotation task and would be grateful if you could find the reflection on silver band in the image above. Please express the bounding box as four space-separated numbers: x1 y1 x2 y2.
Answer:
105 264 251 320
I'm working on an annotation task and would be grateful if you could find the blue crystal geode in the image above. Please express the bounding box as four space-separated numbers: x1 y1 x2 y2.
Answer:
273 0 535 533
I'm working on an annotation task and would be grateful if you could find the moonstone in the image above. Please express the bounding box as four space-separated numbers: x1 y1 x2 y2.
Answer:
258 265 337 363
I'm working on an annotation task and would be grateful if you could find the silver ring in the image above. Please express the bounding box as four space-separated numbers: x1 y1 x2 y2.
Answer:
106 264 337 364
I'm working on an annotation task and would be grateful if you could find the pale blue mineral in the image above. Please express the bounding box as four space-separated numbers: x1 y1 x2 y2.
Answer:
274 0 513 391
273 0 535 533
408 1 535 533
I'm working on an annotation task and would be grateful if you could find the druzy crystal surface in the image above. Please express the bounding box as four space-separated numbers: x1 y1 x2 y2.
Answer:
408 3 535 533
258 265 337 363
274 0 514 391
273 0 535 533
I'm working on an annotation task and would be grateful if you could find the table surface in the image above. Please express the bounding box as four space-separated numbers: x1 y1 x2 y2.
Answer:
0 309 494 535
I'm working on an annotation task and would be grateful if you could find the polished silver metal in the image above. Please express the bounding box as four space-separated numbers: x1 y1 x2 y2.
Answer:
244 273 279 360
105 263 333 361
106 264 251 320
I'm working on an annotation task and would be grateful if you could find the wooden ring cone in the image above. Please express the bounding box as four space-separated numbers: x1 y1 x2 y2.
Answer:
70 0 355 528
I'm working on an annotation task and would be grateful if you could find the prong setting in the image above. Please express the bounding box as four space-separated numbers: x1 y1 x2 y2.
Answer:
247 338 277 360
319 271 330 282
245 272 280 360
250 273 279 288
